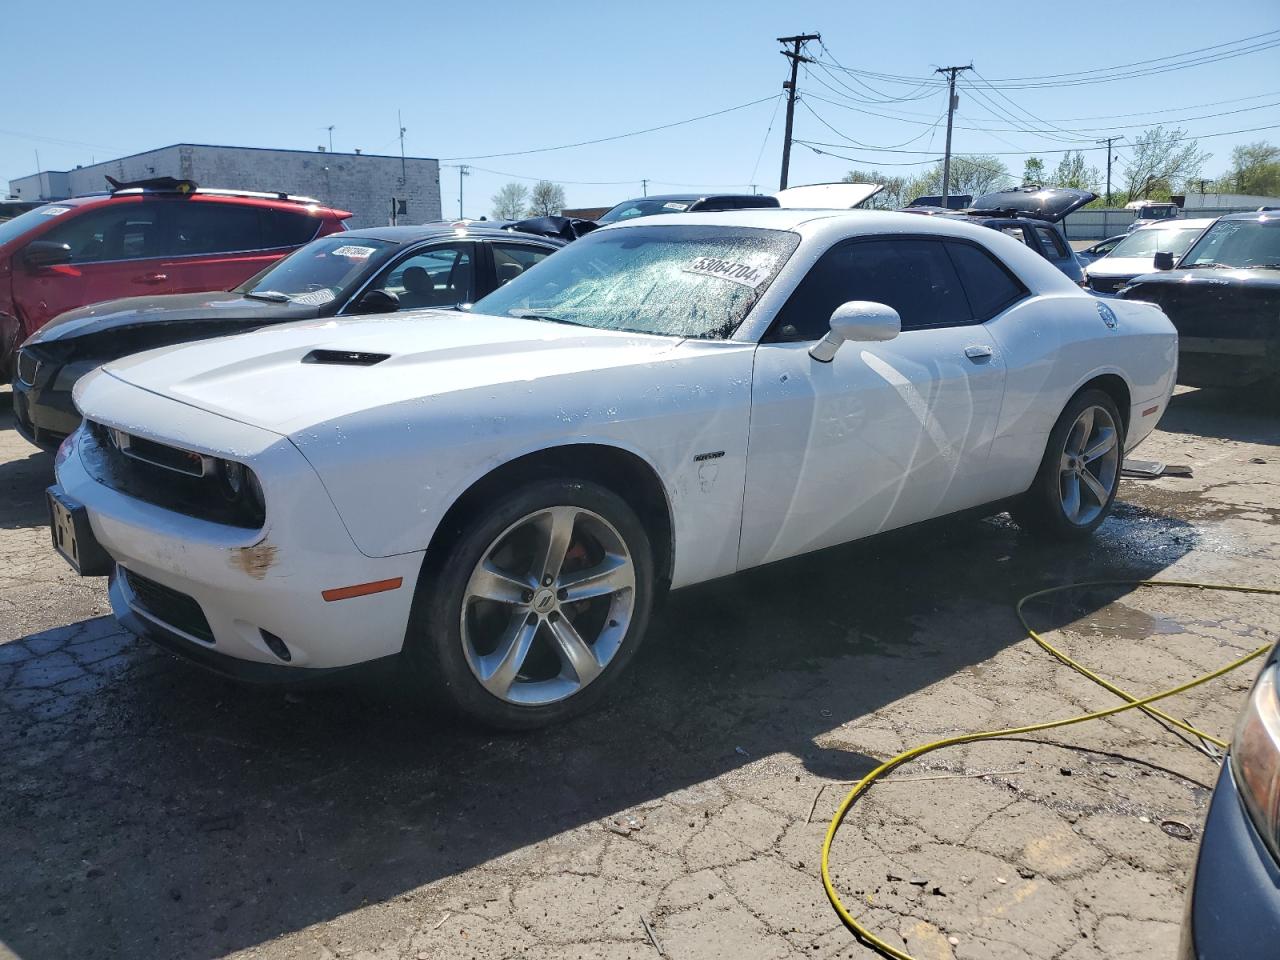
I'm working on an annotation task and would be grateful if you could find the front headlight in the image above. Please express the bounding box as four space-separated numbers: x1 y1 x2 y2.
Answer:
1230 659 1280 861
214 459 266 520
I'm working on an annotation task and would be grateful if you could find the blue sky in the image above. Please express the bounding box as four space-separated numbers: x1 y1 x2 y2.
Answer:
3 0 1278 214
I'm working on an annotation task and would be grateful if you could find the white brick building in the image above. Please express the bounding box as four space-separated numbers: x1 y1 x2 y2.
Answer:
8 143 441 229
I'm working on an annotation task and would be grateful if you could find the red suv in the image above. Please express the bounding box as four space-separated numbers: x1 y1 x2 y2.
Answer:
0 178 350 378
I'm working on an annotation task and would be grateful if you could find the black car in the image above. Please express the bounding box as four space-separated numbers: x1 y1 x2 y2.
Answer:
12 221 567 449
1118 210 1280 389
904 186 1096 285
1179 642 1280 959
0 198 50 222
596 193 780 224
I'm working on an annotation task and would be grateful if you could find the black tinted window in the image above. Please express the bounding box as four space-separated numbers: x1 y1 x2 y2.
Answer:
169 203 262 256
42 201 168 262
770 237 970 340
262 209 321 248
946 241 1027 320
1034 225 1070 260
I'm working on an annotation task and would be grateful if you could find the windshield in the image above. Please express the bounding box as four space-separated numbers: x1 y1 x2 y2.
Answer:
1106 225 1204 260
237 235 397 303
0 203 74 247
470 224 800 339
597 198 696 224
1181 219 1280 270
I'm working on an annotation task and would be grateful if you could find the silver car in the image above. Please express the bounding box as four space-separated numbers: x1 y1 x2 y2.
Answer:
1085 218 1215 296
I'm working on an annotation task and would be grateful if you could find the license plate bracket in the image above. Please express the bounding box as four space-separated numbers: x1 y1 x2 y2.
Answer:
46 486 113 577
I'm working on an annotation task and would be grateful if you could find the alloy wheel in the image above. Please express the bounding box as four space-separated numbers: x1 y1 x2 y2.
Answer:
460 506 635 706
1058 404 1120 526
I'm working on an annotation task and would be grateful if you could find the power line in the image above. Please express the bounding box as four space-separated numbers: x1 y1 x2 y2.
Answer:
440 95 777 161
777 33 821 190
748 93 786 191
800 99 946 150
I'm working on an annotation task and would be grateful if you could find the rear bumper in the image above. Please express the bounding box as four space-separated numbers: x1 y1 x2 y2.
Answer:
1180 762 1280 959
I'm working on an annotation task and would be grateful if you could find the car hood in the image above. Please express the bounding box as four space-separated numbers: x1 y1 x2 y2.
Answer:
1123 267 1280 291
98 310 685 436
969 187 1097 223
28 291 323 345
1086 257 1161 279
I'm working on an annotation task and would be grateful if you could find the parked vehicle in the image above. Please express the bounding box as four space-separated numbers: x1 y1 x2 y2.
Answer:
1084 218 1214 296
1126 200 1181 232
774 182 883 208
1178 641 1280 960
596 193 779 223
13 222 565 449
48 210 1175 727
903 186 1097 285
0 198 49 222
0 177 351 380
1118 210 1280 387
1075 234 1126 267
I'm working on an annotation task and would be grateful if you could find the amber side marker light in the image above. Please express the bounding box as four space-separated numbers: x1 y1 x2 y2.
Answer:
322 577 404 602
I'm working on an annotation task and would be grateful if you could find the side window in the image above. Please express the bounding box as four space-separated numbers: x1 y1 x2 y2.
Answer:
769 238 971 340
1034 225 1070 261
371 243 473 309
492 242 552 287
42 201 167 263
168 203 263 257
945 241 1028 321
261 209 322 249
999 226 1029 245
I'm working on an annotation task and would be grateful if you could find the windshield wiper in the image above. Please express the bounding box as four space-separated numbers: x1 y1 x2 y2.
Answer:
509 311 589 328
244 290 292 303
1242 263 1280 270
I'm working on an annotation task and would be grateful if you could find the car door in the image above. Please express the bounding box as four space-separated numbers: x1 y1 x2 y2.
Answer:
353 241 476 311
161 199 317 292
739 236 1010 569
10 199 174 329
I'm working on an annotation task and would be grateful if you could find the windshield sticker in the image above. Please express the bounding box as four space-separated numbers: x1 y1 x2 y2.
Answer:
39 206 72 216
331 245 378 260
291 289 337 306
683 255 773 289
662 202 690 211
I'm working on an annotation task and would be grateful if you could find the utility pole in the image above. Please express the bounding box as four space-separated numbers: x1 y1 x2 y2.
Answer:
935 64 972 210
1096 136 1123 206
327 125 334 153
641 178 648 197
397 110 407 184
777 32 820 191
458 164 470 218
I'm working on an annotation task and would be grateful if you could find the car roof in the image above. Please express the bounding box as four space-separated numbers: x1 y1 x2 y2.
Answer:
1218 210 1280 222
30 191 351 217
341 223 565 243
601 208 1034 238
1130 217 1217 231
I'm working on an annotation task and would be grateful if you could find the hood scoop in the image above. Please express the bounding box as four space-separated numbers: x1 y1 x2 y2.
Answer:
302 349 390 367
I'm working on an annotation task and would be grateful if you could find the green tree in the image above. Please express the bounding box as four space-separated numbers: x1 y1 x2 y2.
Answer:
1121 126 1209 203
491 182 529 220
1215 141 1280 195
1022 157 1046 186
526 180 567 217
841 169 909 209
1051 151 1099 191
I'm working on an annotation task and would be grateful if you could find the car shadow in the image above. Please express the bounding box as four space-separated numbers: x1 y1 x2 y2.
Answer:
1159 386 1280 445
0 483 1198 958
0 443 53 531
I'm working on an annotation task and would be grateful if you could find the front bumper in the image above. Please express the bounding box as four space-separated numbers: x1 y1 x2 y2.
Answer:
1177 336 1278 388
1180 762 1280 959
12 357 83 450
55 383 425 672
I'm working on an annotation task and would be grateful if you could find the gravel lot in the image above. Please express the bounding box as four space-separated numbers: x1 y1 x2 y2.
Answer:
1 383 1277 960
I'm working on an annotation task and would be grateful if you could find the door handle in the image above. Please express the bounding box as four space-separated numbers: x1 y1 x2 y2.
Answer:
964 345 994 361
134 273 168 284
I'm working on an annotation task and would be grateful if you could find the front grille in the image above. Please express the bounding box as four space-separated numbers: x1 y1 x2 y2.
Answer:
1089 276 1126 295
123 568 215 644
15 349 39 386
83 422 265 530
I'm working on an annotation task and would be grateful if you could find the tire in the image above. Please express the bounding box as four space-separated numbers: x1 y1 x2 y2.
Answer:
1011 388 1125 540
403 478 654 730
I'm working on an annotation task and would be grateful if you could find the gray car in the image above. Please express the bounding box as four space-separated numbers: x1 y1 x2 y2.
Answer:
1084 218 1215 296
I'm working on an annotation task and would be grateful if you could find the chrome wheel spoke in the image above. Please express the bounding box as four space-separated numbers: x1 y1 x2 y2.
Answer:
547 615 602 686
559 554 633 603
533 507 577 584
1068 408 1094 455
1061 471 1082 521
477 614 539 698
1083 428 1117 463
468 560 531 605
1079 466 1110 506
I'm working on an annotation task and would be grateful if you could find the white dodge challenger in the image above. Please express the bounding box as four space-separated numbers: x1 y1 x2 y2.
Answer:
48 209 1177 727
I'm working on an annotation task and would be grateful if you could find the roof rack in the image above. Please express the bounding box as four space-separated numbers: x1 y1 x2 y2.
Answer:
104 175 321 205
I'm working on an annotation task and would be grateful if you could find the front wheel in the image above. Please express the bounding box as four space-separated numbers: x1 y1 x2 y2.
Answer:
1012 388 1124 540
404 478 654 729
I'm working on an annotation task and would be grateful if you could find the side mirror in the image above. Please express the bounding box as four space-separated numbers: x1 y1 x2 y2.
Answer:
1153 251 1175 271
353 289 401 314
809 301 901 362
22 240 72 271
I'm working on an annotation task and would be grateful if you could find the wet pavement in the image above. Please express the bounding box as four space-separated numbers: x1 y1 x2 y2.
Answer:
1 385 1277 960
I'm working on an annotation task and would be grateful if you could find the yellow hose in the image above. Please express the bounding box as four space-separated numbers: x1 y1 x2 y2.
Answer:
820 579 1280 960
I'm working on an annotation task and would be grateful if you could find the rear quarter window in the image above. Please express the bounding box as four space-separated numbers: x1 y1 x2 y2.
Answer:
945 241 1028 320
1034 225 1071 261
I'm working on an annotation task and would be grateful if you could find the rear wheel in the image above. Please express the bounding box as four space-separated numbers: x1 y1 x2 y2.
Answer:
404 479 653 729
1012 388 1124 540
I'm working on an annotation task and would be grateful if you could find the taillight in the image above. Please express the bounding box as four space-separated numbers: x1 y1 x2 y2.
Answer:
1230 660 1280 862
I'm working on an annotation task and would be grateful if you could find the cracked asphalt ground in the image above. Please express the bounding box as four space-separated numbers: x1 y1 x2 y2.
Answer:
1 383 1277 960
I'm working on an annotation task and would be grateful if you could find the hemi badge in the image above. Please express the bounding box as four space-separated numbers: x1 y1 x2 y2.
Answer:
1142 405 1159 417
693 451 725 462
322 577 403 602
